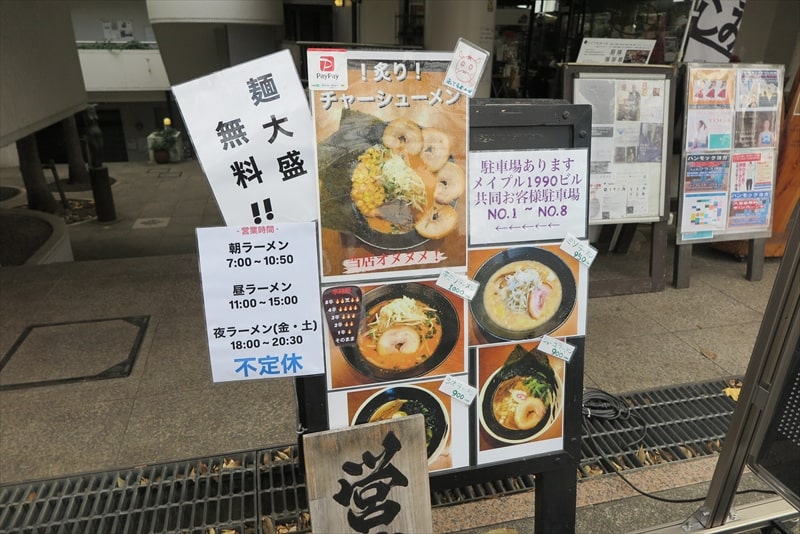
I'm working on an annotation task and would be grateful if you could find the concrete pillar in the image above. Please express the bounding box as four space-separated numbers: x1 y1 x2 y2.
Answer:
146 0 284 85
424 0 496 98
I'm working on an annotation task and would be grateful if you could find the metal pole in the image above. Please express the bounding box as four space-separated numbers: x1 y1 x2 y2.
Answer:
686 206 800 529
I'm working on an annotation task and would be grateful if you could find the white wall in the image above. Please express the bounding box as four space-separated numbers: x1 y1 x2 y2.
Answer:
360 0 401 45
70 0 153 42
146 0 282 25
0 144 20 168
735 0 800 89
0 0 88 147
425 0 496 97
79 49 170 91
227 24 284 65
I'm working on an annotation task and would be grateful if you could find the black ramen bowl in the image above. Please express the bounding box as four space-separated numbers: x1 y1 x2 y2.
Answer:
353 385 450 461
319 110 462 251
470 247 577 342
479 351 562 444
319 112 430 251
340 282 460 381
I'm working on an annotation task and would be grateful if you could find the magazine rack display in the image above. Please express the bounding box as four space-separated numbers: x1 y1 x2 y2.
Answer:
674 63 784 288
562 64 677 296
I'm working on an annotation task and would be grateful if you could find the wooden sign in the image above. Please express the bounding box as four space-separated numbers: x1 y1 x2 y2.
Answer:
303 414 432 534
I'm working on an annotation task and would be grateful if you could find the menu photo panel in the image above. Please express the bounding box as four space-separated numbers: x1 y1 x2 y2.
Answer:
311 51 469 284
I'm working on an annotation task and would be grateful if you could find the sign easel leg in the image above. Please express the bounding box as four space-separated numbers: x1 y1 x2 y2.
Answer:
673 243 692 288
746 238 765 281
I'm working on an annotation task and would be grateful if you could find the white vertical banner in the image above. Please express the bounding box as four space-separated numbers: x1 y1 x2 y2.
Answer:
682 0 747 63
196 222 324 382
173 50 319 226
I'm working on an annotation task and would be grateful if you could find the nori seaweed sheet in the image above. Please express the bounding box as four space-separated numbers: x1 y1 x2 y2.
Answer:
317 110 386 234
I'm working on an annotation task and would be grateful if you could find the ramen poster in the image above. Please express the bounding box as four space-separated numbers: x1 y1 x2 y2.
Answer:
466 243 588 347
327 376 471 472
311 51 468 284
476 342 566 464
324 278 468 390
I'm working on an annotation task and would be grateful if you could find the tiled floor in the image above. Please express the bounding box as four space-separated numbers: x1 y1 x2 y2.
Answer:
0 160 792 532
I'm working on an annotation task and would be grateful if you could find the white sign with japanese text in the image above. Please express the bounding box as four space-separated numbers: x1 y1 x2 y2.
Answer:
468 148 589 245
537 335 576 363
173 49 318 226
576 38 656 65
436 269 479 301
682 0 746 63
196 222 324 382
560 233 597 268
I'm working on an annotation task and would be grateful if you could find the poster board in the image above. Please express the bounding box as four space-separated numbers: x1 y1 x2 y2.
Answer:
677 63 784 244
306 47 590 483
563 64 675 225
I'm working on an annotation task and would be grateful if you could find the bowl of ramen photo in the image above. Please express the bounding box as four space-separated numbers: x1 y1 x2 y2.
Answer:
318 111 465 251
479 346 563 444
470 247 577 342
353 385 450 464
340 282 461 380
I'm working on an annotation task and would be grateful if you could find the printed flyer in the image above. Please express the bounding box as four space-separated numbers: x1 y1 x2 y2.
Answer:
475 341 568 465
729 151 774 192
466 243 587 347
678 64 783 243
326 375 471 472
736 68 781 111
728 191 771 228
684 154 730 193
311 51 467 283
573 76 669 223
733 110 778 149
687 68 735 109
685 109 732 151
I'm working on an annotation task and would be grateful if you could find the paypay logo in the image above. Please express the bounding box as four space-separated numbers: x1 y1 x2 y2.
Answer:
320 56 335 72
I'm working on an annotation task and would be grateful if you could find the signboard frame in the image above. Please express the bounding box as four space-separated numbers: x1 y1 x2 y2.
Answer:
672 63 785 289
298 98 591 533
561 63 677 297
668 207 800 531
676 63 784 246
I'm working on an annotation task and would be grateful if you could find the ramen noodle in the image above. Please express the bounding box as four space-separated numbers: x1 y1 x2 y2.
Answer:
356 296 442 371
491 373 554 431
368 399 436 449
349 118 464 239
482 260 562 332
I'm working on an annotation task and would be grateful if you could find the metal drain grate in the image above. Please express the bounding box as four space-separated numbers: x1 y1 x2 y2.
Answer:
0 378 739 530
431 475 537 507
0 448 309 534
579 377 738 477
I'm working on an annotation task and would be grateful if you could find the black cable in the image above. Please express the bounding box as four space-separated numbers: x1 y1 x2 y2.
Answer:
580 387 776 505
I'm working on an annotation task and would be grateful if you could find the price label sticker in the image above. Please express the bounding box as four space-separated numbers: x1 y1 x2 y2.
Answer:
538 335 576 363
439 375 477 405
560 233 597 268
436 269 479 301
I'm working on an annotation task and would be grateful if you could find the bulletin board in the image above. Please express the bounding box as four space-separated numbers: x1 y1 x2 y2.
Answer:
299 65 592 530
676 63 784 245
562 64 676 225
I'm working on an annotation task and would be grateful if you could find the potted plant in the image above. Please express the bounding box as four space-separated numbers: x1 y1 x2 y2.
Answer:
151 125 178 164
